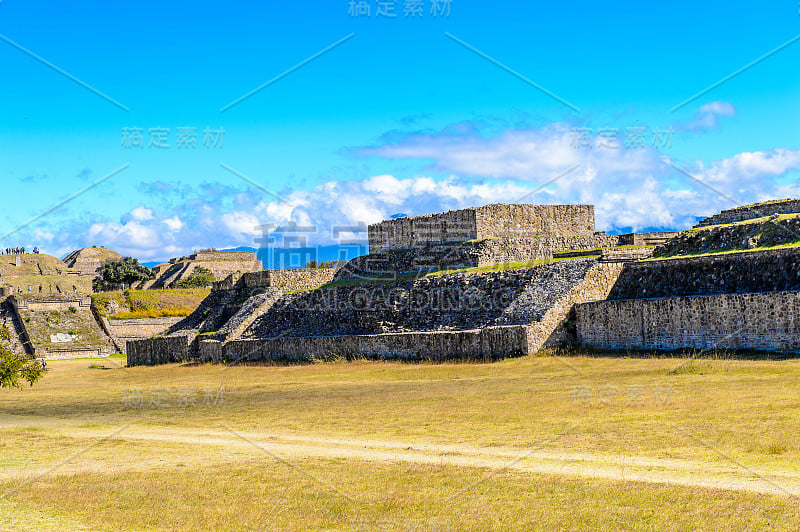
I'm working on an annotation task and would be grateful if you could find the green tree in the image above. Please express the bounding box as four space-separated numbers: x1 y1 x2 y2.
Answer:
0 327 45 388
175 266 216 288
93 257 154 292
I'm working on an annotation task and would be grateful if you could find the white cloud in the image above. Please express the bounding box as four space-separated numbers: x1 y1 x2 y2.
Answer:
128 206 155 222
163 216 184 232
683 101 737 132
38 121 800 261
221 211 261 237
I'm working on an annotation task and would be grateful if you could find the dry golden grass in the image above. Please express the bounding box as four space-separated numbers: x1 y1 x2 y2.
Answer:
6 457 800 531
2 354 800 530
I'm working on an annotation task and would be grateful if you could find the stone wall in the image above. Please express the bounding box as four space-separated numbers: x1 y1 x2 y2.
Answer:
107 317 185 342
527 261 625 352
264 269 337 291
574 291 800 353
368 208 478 252
9 295 116 359
473 204 595 239
212 269 337 292
62 247 121 276
607 248 800 300
368 204 595 252
124 257 629 366
191 251 259 262
243 258 601 339
223 325 528 363
127 335 191 366
150 253 263 289
617 232 679 246
695 199 800 227
336 235 621 281
12 295 92 312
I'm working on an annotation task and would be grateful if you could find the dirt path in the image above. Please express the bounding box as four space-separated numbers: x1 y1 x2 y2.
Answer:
3 417 800 499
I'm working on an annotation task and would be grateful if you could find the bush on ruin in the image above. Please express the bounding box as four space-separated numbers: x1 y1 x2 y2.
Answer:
176 267 216 288
93 257 154 292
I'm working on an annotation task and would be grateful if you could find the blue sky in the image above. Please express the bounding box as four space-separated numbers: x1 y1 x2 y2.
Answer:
1 1 799 262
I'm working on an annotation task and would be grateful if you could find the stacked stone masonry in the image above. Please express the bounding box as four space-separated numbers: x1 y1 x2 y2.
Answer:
216 326 529 364
127 335 191 366
607 248 800 300
242 258 601 339
212 269 336 292
107 317 185 342
575 291 800 353
336 235 621 281
149 251 262 289
695 199 800 227
127 257 627 366
368 204 595 252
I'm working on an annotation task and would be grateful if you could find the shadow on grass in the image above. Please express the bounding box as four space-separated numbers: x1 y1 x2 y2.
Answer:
546 345 800 361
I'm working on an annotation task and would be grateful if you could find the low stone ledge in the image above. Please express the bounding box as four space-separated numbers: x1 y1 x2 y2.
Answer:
223 326 529 364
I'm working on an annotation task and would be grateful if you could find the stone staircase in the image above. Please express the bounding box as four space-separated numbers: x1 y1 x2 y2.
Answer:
0 300 34 356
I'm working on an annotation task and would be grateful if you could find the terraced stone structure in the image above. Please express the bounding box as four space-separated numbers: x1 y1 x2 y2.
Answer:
127 199 800 366
128 203 635 366
144 251 263 289
368 204 595 252
62 247 122 276
574 200 800 354
694 198 800 227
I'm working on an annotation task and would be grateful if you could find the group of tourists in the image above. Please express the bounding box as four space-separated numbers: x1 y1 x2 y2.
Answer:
13 283 76 296
3 247 39 255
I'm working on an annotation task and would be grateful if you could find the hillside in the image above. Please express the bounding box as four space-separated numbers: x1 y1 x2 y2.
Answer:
652 213 800 258
0 254 94 294
92 288 211 319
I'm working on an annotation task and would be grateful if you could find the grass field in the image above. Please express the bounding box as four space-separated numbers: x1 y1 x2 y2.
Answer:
2 353 800 530
91 289 211 320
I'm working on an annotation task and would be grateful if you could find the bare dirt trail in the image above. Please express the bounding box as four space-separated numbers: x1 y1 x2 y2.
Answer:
2 417 800 499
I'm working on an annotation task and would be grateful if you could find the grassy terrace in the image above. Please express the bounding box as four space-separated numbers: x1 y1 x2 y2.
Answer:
287 256 598 294
650 212 800 260
645 241 800 261
91 288 211 320
692 211 800 231
1 354 800 530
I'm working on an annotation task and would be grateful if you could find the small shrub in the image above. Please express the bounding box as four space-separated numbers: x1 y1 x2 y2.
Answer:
668 360 712 375
176 267 216 289
766 441 789 455
68 306 78 313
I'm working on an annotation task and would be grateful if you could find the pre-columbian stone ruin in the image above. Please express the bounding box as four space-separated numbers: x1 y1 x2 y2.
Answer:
120 199 800 366
2 200 798 365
